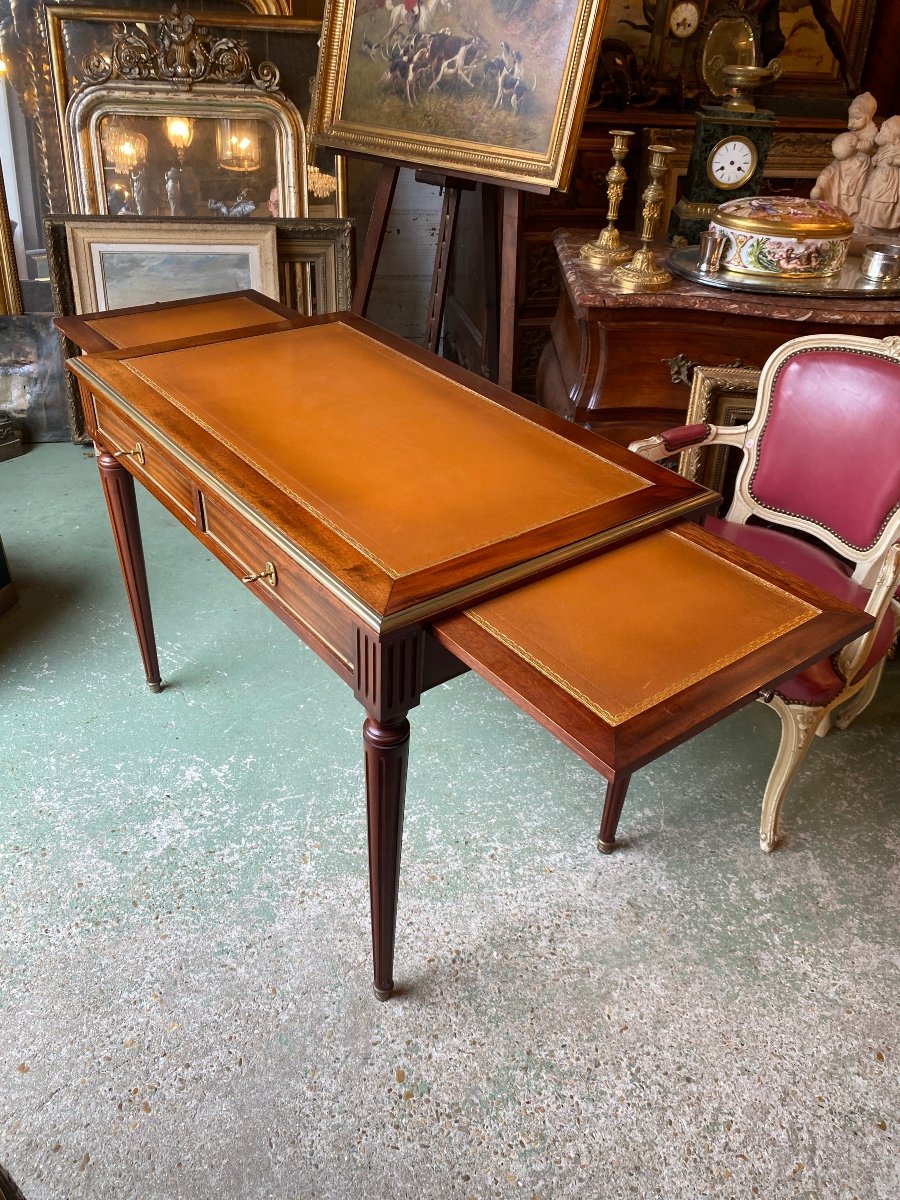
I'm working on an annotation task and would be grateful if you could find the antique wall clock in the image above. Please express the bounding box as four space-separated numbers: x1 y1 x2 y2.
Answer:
641 0 710 103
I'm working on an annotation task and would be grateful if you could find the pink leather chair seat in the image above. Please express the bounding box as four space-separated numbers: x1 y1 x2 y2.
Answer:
704 517 897 705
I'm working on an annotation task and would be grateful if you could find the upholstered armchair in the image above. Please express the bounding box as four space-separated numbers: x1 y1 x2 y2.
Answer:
630 333 900 851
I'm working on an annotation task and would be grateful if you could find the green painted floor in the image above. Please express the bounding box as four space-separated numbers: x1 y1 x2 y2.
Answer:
1 445 898 1199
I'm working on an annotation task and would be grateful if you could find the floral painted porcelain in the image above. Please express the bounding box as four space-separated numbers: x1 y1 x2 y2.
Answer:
709 196 853 277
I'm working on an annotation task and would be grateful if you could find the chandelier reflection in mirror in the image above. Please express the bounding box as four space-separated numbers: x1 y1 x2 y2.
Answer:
101 118 148 175
165 116 194 161
216 119 261 172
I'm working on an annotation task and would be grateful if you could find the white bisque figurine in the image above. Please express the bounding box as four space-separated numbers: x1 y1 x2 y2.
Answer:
857 115 900 233
811 93 900 239
811 92 878 222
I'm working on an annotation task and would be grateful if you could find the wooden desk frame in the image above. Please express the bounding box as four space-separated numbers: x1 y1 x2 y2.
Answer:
58 298 870 1000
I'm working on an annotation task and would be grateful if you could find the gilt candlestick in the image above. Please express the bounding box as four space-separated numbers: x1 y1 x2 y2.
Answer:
581 129 635 268
613 144 675 292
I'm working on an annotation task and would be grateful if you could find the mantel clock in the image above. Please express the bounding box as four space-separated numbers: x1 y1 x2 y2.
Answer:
669 103 775 242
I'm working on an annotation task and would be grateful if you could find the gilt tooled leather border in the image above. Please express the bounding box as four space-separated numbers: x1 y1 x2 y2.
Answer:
465 535 819 726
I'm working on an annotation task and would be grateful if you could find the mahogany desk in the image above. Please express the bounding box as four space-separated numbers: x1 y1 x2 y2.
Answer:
58 296 869 999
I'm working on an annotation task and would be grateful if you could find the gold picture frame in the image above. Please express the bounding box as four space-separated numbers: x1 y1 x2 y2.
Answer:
310 0 609 192
61 218 280 313
681 364 760 502
0 160 24 317
774 0 876 96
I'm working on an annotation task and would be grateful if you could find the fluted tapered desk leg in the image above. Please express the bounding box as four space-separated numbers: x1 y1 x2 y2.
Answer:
363 714 410 1000
96 450 162 692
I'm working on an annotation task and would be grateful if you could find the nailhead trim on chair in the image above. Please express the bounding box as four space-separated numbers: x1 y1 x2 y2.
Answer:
748 345 900 554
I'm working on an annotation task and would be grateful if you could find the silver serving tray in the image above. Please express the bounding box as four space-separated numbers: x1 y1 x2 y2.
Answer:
667 246 900 298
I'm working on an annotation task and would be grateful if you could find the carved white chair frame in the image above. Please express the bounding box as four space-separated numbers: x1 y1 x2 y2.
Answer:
631 332 900 851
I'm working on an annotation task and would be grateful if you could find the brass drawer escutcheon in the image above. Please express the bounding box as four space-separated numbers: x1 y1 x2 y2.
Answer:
241 561 278 587
113 442 145 466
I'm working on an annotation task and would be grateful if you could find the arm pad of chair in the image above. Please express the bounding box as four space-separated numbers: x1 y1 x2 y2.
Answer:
629 423 713 462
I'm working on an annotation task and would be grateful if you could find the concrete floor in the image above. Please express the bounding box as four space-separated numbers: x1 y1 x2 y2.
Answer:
1 445 898 1200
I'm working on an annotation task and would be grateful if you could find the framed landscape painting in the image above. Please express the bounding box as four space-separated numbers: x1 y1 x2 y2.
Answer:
311 0 609 192
62 220 279 313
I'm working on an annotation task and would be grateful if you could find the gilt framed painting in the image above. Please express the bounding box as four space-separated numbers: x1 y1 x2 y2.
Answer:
61 219 279 313
310 0 609 192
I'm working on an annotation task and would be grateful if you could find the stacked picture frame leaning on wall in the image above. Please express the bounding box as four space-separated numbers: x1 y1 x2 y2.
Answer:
45 214 355 441
0 161 23 316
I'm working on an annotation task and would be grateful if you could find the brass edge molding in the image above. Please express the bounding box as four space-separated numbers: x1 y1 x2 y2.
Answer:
379 494 715 634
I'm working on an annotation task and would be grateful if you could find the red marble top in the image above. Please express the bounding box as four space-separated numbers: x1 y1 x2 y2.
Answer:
555 229 900 325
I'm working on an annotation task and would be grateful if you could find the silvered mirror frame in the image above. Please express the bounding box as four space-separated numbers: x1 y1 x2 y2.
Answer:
65 80 308 218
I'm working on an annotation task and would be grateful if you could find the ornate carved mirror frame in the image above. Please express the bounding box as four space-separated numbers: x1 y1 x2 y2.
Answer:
62 8 308 219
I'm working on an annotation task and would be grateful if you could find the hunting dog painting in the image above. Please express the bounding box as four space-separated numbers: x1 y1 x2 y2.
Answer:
313 0 606 189
341 0 592 157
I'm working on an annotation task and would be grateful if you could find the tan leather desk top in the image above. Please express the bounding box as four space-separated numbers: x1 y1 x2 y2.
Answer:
73 313 714 627
433 519 867 779
85 295 287 349
122 322 650 575
459 527 815 726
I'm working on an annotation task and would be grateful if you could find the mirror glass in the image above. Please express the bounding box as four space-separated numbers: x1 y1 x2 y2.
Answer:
702 17 757 97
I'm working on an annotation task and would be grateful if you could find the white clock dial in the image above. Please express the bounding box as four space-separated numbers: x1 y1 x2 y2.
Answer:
707 136 758 189
669 1 701 38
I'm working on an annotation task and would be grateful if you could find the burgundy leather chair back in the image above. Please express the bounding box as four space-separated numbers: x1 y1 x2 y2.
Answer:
749 347 900 551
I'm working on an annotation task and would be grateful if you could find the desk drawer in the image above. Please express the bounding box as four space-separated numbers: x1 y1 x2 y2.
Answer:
93 396 196 524
201 492 354 672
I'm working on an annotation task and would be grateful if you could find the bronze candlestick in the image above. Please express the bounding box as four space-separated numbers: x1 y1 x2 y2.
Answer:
581 129 635 268
613 144 676 293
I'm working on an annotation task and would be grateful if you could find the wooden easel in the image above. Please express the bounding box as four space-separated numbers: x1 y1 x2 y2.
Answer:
350 161 526 391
